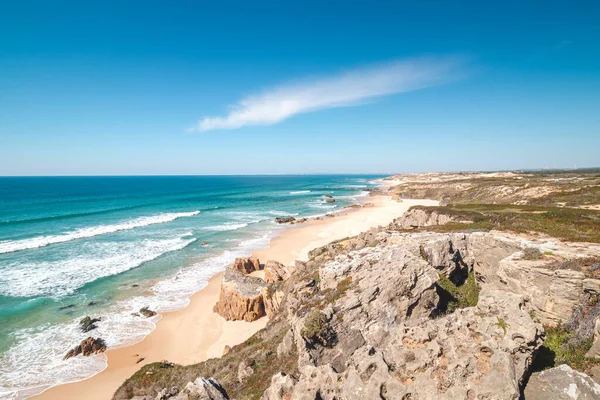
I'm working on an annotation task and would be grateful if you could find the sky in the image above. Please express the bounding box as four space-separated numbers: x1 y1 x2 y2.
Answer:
0 0 599 175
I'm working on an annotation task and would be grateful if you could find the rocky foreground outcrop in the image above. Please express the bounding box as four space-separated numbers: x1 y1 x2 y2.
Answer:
213 268 267 322
116 223 600 400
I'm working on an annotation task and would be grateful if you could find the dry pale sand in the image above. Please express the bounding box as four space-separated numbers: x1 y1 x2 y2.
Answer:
35 195 436 400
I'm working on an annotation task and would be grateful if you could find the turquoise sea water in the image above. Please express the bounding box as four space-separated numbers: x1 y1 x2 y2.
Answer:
0 175 383 399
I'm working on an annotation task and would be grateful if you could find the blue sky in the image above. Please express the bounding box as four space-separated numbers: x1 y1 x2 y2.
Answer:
1 0 598 175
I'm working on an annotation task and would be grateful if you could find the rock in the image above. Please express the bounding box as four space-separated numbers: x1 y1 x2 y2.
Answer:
79 316 101 332
231 257 261 274
264 260 294 283
213 268 267 322
261 372 297 400
277 330 295 359
325 198 336 203
275 217 296 224
139 306 157 318
153 377 229 400
262 286 285 318
261 231 545 400
586 318 600 358
222 345 231 356
525 364 600 399
324 194 333 198
64 337 107 360
179 377 228 400
202 241 209 246
237 361 254 384
59 304 76 311
392 207 455 229
136 357 145 364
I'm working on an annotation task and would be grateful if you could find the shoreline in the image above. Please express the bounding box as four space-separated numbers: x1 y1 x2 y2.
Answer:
34 194 438 400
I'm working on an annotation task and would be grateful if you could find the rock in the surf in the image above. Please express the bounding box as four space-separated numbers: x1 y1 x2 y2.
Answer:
63 337 107 360
275 217 296 224
79 316 101 332
139 306 157 318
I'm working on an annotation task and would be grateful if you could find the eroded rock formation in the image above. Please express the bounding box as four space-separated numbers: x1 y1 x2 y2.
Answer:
231 257 261 274
213 268 267 322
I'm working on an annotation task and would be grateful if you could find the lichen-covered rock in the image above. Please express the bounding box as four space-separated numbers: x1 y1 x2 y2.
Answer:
524 364 600 400
153 377 229 400
213 269 267 322
264 260 294 283
231 257 261 274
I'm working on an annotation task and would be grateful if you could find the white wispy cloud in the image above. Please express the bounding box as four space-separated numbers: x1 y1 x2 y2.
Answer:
191 56 466 132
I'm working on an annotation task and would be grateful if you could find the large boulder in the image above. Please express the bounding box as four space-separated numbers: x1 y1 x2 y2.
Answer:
214 269 267 322
231 257 261 274
264 260 294 283
525 364 600 400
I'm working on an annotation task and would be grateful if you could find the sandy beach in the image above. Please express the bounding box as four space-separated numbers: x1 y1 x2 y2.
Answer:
35 195 437 400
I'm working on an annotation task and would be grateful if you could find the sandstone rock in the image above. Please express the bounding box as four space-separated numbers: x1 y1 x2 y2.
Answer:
325 198 336 203
79 316 101 332
231 257 261 274
264 260 294 283
525 364 600 400
64 337 107 360
275 217 296 224
262 286 285 318
214 268 267 322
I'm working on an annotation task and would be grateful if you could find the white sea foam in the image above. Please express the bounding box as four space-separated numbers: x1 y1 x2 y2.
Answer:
0 231 275 399
0 234 197 298
289 190 311 194
0 211 200 255
267 210 299 216
201 222 248 231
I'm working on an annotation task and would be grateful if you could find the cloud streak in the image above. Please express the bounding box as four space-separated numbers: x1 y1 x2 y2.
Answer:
191 56 466 132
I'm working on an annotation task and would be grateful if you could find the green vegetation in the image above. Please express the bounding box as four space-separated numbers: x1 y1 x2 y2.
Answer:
436 271 479 314
495 317 509 334
408 204 600 243
532 323 599 372
114 318 298 400
522 247 543 260
301 310 334 347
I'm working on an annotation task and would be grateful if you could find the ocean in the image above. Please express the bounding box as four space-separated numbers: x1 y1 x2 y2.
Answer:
0 175 383 399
